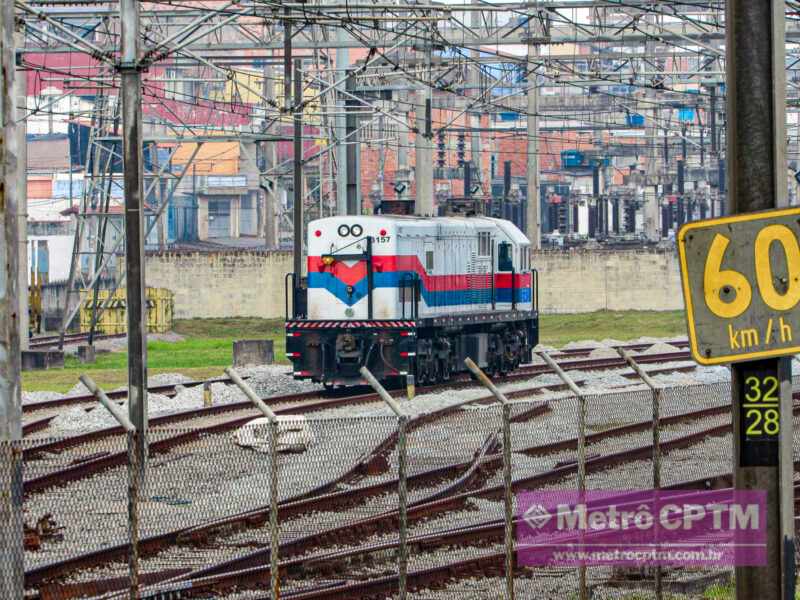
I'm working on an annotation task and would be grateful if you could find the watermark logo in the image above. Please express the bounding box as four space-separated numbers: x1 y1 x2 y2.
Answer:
517 489 766 567
523 503 552 529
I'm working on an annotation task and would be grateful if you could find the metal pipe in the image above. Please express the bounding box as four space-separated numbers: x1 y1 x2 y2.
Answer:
225 366 279 598
539 352 586 600
225 367 278 422
616 349 662 600
79 375 135 432
126 431 140 600
359 366 407 600
464 358 514 600
359 366 406 416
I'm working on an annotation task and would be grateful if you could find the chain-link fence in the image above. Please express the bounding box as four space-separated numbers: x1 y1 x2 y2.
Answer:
11 367 791 599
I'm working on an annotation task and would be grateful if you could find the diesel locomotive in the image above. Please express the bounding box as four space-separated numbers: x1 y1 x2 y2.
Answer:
285 215 539 387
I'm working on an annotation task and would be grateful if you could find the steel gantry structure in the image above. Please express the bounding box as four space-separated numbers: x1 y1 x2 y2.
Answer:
6 0 800 373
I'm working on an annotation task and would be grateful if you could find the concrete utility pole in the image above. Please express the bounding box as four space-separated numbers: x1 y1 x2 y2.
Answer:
726 2 794 599
526 40 541 248
396 90 410 203
345 70 360 215
335 28 349 215
293 59 303 279
15 26 27 349
414 46 434 216
262 59 278 249
120 0 148 473
643 27 660 242
0 2 24 596
152 145 166 252
469 0 483 195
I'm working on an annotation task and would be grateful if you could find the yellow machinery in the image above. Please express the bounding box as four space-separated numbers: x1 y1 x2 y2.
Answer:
29 240 48 336
80 288 174 334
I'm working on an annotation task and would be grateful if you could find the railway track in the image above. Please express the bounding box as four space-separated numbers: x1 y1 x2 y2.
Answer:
22 342 691 414
22 356 697 496
22 345 701 597
119 411 746 599
31 387 740 598
28 332 128 349
22 347 693 434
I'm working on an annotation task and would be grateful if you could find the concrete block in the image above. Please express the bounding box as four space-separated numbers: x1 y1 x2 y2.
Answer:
77 345 96 364
22 350 65 371
233 339 274 367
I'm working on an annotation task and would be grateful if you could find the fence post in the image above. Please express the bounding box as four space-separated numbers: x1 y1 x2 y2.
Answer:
464 358 515 600
538 353 587 600
360 366 408 600
225 368 280 600
80 375 139 599
617 349 662 600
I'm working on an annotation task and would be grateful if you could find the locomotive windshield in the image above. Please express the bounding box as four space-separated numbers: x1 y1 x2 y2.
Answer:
498 242 513 271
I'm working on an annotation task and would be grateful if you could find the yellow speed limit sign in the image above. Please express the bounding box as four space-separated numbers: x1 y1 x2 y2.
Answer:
678 207 800 365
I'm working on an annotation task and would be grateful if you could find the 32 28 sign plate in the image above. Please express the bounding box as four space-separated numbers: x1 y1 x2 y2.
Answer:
678 207 800 365
737 360 781 467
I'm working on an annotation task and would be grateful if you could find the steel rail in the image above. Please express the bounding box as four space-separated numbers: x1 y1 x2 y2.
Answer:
24 351 698 588
124 414 749 599
20 346 690 417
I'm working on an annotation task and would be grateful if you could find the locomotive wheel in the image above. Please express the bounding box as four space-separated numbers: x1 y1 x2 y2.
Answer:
415 359 427 385
432 359 442 384
439 359 450 381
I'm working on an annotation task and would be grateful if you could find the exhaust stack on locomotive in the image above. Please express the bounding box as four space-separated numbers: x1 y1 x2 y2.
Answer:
285 215 539 387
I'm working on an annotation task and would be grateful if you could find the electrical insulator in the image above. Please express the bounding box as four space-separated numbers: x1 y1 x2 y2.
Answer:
456 132 466 166
436 130 446 168
623 201 636 233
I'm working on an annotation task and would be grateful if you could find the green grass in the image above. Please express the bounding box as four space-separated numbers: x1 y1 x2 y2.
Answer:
703 582 734 600
539 310 686 348
23 312 686 393
702 578 800 600
23 318 287 393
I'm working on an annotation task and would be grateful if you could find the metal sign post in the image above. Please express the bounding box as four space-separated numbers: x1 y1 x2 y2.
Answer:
677 3 794 598
0 3 24 596
119 0 149 478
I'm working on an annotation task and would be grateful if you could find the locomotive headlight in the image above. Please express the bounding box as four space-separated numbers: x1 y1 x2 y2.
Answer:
322 255 336 266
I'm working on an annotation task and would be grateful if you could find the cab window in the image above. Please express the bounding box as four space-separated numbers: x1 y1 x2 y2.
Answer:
498 242 513 271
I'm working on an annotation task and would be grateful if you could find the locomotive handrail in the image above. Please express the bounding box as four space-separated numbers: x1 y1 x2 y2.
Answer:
532 267 539 312
510 266 516 311
325 235 369 257
284 272 295 320
366 236 374 320
400 273 413 321
414 275 420 320
490 244 496 311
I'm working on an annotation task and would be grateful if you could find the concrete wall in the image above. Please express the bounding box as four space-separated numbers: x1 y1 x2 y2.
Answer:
145 248 682 320
146 250 293 319
533 249 683 313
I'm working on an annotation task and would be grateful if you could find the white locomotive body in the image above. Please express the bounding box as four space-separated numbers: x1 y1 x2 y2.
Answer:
286 215 538 386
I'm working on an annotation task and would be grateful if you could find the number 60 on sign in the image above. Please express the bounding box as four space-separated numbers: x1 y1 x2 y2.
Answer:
678 207 800 365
